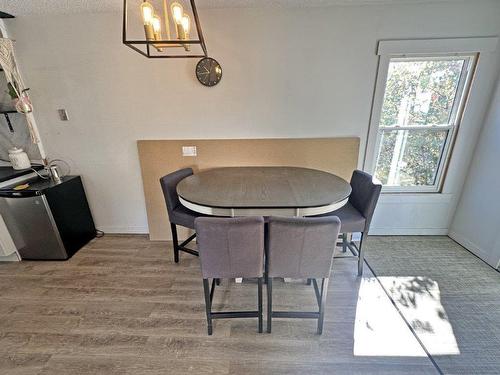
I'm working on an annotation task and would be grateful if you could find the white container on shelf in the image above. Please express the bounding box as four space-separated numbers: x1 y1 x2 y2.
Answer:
8 147 31 170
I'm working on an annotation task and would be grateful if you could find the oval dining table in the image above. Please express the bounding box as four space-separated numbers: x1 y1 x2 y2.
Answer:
176 166 351 217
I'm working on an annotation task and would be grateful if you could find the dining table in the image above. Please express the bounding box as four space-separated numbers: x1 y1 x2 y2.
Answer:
176 166 351 217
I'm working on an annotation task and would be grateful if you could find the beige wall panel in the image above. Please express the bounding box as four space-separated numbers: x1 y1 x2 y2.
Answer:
138 138 359 240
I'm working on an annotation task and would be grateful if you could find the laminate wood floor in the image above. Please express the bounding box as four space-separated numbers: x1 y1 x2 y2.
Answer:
0 235 438 374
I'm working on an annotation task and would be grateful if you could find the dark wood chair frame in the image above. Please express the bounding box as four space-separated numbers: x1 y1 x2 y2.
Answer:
267 277 329 335
170 223 198 263
203 278 263 335
334 232 365 276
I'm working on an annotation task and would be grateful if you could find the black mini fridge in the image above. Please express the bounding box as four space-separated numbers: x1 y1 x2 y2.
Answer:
0 176 96 260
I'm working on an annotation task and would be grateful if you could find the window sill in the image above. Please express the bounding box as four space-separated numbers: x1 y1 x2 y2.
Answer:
378 193 453 204
381 184 442 194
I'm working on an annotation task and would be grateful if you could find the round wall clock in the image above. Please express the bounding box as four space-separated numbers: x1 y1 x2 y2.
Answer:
196 57 222 87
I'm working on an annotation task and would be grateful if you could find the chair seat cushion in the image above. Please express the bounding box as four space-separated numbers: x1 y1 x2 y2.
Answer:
170 205 203 229
316 202 365 233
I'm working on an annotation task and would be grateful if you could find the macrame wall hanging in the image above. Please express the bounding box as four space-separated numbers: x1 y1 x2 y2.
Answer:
0 38 38 144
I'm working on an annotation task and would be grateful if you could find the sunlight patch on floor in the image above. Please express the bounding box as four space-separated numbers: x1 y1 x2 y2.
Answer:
354 277 429 356
378 276 460 356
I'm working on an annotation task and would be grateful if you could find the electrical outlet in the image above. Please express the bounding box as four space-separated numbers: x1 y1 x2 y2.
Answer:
182 146 197 157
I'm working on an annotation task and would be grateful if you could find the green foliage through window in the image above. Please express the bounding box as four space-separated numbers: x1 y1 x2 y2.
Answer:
380 59 464 127
375 129 447 186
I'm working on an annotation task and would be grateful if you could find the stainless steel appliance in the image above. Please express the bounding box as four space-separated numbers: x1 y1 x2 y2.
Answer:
0 175 96 260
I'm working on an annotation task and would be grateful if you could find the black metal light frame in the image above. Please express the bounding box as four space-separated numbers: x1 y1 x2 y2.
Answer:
0 11 14 19
122 0 208 58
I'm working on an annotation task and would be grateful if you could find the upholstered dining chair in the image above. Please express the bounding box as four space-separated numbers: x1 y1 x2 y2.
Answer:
160 168 201 263
195 216 265 335
266 216 341 334
317 170 382 276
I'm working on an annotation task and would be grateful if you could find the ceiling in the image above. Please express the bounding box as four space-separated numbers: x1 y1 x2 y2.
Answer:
0 0 466 16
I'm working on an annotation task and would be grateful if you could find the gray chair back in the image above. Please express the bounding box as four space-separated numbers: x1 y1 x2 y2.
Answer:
348 170 382 232
267 216 341 279
160 168 193 220
195 216 265 279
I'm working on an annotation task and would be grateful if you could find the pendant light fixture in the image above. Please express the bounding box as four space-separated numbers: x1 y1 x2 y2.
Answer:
122 0 207 58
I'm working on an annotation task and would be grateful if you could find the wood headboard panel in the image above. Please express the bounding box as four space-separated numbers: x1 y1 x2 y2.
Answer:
138 138 359 240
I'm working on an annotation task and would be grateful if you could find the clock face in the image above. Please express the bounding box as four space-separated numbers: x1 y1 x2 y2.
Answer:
196 57 222 87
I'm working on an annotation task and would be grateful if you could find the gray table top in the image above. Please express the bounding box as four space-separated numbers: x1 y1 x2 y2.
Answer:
177 166 351 209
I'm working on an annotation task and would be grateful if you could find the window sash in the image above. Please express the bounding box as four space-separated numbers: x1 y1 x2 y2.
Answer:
447 57 472 127
368 53 475 193
380 56 471 129
375 127 453 192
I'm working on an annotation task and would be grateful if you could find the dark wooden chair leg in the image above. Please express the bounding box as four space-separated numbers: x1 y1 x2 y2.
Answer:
258 277 263 333
342 233 347 253
317 277 329 335
215 278 221 285
203 279 213 335
358 233 365 276
264 223 269 285
170 223 180 263
267 278 272 333
306 278 312 285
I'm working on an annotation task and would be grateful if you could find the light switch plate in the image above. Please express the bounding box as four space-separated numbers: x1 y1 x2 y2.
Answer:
182 146 197 157
57 109 69 121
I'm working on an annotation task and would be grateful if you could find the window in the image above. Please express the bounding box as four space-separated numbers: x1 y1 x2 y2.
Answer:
368 52 476 192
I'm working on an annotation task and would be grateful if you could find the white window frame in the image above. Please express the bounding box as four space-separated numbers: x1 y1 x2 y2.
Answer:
364 37 497 193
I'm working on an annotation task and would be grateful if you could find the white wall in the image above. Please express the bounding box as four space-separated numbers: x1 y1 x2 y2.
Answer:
450 75 500 269
5 1 500 235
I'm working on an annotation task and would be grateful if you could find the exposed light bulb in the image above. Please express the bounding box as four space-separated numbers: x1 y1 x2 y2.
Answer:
171 2 184 25
140 1 155 41
152 14 162 40
140 1 154 25
152 15 161 33
181 14 190 36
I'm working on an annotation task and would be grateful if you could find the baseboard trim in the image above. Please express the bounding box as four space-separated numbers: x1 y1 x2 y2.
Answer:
98 226 449 237
97 226 149 234
369 228 448 235
448 230 499 269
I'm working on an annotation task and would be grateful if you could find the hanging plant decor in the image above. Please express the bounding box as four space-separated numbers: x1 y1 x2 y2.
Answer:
0 38 38 143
